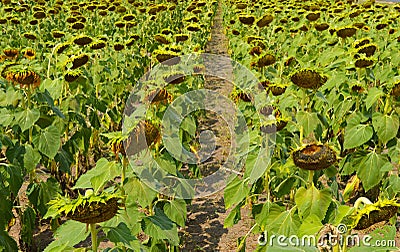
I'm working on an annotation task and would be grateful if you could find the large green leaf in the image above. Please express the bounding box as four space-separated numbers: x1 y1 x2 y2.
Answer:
295 185 332 221
73 158 120 193
15 108 40 132
356 151 388 191
295 111 320 137
33 125 61 159
39 79 63 100
44 220 89 252
372 112 399 144
297 214 323 237
124 177 157 208
343 124 373 150
224 177 250 209
267 208 301 236
0 108 14 127
24 144 41 174
141 207 179 246
365 87 384 110
163 199 186 227
20 207 36 246
106 222 140 250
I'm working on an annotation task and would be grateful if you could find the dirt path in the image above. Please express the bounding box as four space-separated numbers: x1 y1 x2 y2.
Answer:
180 2 259 251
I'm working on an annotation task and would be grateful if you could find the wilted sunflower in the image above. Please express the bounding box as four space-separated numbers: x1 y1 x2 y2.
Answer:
55 42 70 54
232 29 240 35
256 14 273 27
71 22 85 30
3 49 19 60
114 43 124 51
154 34 171 44
145 89 173 104
29 19 38 25
163 72 186 85
376 23 388 30
249 46 263 56
125 120 161 155
73 35 93 46
236 3 247 9
122 14 135 21
68 54 89 69
90 40 106 50
290 69 327 89
314 23 329 31
11 70 41 89
267 83 288 96
336 26 357 38
350 199 400 230
306 12 320 21
64 69 82 82
23 33 37 40
186 24 201 32
46 191 124 224
292 144 337 170
355 56 374 68
353 22 365 29
193 64 205 74
115 21 125 28
353 38 371 48
52 30 65 39
257 53 276 67
356 44 377 57
239 14 255 25
154 49 180 65
0 19 7 24
23 49 36 60
33 11 46 19
174 34 189 42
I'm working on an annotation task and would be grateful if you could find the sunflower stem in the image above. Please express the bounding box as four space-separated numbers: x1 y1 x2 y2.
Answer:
308 170 314 187
90 223 98 252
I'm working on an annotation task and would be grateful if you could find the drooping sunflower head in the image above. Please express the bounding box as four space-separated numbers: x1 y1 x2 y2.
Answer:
23 48 36 60
64 68 82 82
356 43 377 57
23 33 37 40
349 199 400 230
336 26 357 39
353 37 371 48
305 11 320 21
12 70 41 89
292 143 337 170
257 52 276 68
45 191 124 224
67 54 89 69
238 14 256 25
290 69 327 89
3 48 19 60
154 34 171 45
154 49 180 66
314 23 329 31
90 40 107 50
174 34 189 42
186 23 201 32
163 71 186 85
354 56 375 68
256 14 274 28
113 43 125 51
73 35 93 46
52 30 65 39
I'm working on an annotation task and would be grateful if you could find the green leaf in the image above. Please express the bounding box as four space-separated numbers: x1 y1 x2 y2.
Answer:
0 108 14 127
44 220 89 252
154 153 177 175
15 108 40 132
254 202 284 229
267 208 301 236
20 207 36 246
0 230 18 252
180 115 196 137
348 225 397 252
344 124 373 150
163 199 186 227
356 151 387 191
124 177 157 208
295 111 320 137
372 112 399 144
298 214 323 237
224 204 241 228
40 79 63 100
365 87 384 110
106 222 140 250
295 185 332 221
24 145 41 174
224 177 250 209
33 125 61 159
73 158 120 193
141 207 179 246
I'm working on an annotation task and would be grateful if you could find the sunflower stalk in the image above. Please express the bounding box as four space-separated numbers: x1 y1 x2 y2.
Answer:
90 223 98 252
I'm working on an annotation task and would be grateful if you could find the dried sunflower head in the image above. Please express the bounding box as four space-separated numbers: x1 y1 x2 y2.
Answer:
163 71 186 85
145 89 173 105
353 38 371 48
11 70 41 89
52 30 65 39
356 43 377 57
290 69 327 89
3 48 19 60
314 23 329 31
239 14 256 25
73 35 93 46
306 12 320 21
174 34 189 42
336 26 357 39
67 54 89 69
45 191 124 224
114 43 125 51
256 14 273 28
349 199 400 230
125 120 161 155
23 33 37 40
154 34 171 44
257 53 276 67
186 24 201 32
90 40 107 50
154 49 180 66
293 144 337 170
355 56 374 68
64 69 82 82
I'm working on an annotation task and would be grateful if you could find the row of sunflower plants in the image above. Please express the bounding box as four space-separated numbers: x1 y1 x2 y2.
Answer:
222 0 400 250
0 0 217 251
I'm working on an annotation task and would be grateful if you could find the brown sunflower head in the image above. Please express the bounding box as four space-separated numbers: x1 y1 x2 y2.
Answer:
33 11 46 19
257 53 276 67
249 46 263 56
64 69 82 82
290 69 328 89
256 14 274 28
52 30 65 39
239 14 256 25
336 26 357 39
314 23 329 31
293 144 337 170
355 56 374 68
12 70 41 89
3 49 19 60
390 81 400 98
23 49 36 60
353 38 371 48
23 33 37 40
154 34 171 45
145 89 173 104
71 22 85 30
114 43 125 51
174 34 189 42
306 12 320 21
154 49 180 66
356 44 377 57
163 72 186 85
73 35 93 46
68 54 89 69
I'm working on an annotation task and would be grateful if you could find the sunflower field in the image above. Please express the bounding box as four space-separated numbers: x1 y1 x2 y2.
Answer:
0 0 400 251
